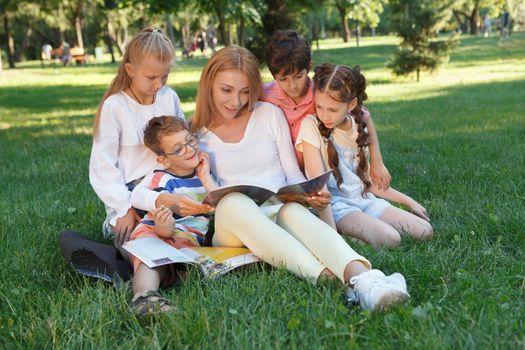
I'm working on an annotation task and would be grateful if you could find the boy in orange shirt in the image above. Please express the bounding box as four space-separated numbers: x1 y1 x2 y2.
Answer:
263 30 391 189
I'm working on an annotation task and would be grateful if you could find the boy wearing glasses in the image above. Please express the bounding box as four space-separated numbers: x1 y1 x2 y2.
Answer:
129 115 217 314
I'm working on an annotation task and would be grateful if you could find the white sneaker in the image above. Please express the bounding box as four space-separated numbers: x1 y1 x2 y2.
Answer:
350 269 409 310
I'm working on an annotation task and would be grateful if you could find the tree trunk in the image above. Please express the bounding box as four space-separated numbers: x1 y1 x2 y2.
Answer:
16 26 32 62
165 14 177 59
355 22 360 47
417 68 420 82
181 25 190 48
238 14 245 47
453 10 468 34
469 5 479 35
336 5 350 42
216 6 229 45
2 10 15 68
75 13 84 49
320 9 326 38
58 3 66 44
106 14 116 63
116 27 128 56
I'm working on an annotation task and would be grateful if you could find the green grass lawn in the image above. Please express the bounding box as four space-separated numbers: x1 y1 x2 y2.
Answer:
1 33 524 349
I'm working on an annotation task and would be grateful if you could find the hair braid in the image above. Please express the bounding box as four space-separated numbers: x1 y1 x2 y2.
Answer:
313 63 371 194
318 122 343 188
348 66 371 194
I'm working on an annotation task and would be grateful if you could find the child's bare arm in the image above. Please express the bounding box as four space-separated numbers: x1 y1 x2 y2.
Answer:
302 141 337 230
196 152 218 192
364 112 391 190
371 186 430 221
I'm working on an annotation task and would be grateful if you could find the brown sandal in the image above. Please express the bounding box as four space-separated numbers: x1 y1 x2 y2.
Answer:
131 291 176 315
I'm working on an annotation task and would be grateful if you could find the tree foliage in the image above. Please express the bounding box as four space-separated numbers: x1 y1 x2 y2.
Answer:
332 0 385 44
388 0 458 81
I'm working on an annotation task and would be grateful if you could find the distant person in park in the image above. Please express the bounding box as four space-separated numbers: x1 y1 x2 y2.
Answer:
196 28 207 56
207 25 217 54
263 30 391 192
182 38 198 58
297 63 433 248
90 28 198 258
483 14 492 37
41 43 52 66
175 45 410 311
61 42 72 66
129 116 216 314
499 11 511 38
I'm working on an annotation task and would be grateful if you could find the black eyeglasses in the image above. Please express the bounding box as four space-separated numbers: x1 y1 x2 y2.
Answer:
163 133 199 157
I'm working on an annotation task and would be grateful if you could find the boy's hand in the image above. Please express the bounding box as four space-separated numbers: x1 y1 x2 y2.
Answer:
153 205 177 232
369 159 391 190
196 152 211 179
307 190 332 211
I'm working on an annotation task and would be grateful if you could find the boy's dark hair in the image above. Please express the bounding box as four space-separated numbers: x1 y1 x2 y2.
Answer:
144 116 188 155
266 30 311 76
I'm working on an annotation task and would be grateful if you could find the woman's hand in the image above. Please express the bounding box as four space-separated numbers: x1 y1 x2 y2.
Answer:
114 208 140 246
407 200 430 222
369 159 391 191
159 193 214 216
307 190 332 211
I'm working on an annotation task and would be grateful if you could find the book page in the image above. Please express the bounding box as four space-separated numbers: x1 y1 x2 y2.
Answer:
123 237 194 268
202 185 275 207
179 247 260 278
274 170 332 205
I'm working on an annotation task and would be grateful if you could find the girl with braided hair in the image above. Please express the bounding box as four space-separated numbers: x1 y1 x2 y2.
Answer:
296 63 433 248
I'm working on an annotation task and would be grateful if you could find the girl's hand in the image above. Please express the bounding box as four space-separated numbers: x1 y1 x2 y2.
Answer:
307 191 332 211
152 205 176 234
114 208 140 246
407 200 430 222
164 193 214 216
369 159 391 190
196 152 211 179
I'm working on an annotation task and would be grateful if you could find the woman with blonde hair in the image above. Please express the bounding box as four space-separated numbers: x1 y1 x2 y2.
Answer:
188 46 410 311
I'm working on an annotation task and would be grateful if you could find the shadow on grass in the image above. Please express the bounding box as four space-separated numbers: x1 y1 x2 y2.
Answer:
0 81 200 124
12 56 209 72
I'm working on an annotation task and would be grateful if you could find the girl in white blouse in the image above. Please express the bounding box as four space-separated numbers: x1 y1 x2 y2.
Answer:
90 28 211 250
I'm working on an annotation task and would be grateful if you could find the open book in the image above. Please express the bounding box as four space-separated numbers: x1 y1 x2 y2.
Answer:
123 237 260 278
203 170 332 207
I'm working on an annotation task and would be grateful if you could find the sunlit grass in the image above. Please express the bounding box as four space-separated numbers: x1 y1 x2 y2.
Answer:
1 33 524 349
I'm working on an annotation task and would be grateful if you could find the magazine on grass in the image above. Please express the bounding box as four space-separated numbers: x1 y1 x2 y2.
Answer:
203 170 333 207
123 237 260 278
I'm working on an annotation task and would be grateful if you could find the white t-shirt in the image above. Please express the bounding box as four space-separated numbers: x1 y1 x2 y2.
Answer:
296 114 363 198
199 101 306 192
89 86 184 225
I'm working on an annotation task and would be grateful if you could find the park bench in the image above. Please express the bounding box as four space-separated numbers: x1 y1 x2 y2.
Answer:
70 47 88 64
52 47 89 65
